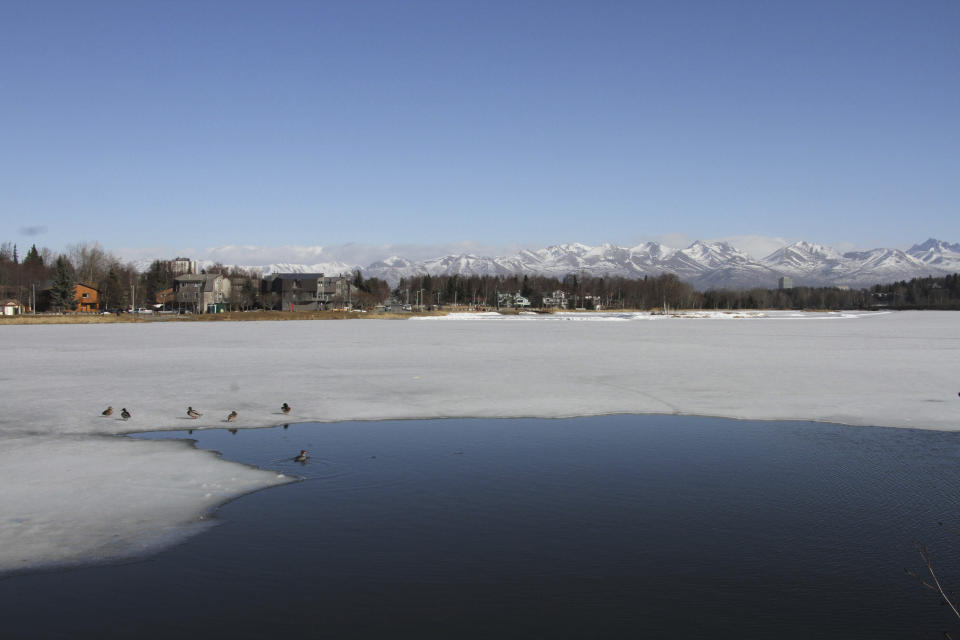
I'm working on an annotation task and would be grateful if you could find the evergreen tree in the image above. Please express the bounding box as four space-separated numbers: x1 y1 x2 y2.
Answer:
101 268 123 311
242 278 258 309
139 260 173 305
23 244 43 268
49 256 77 312
521 274 533 298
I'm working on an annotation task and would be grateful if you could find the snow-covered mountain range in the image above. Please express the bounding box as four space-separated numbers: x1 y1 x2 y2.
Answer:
142 238 960 290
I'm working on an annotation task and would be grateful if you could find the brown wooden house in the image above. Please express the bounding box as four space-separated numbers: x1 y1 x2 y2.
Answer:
75 283 101 313
156 287 174 309
39 282 101 312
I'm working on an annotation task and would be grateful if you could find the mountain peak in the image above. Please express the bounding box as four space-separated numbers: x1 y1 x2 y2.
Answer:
909 238 960 254
762 241 842 265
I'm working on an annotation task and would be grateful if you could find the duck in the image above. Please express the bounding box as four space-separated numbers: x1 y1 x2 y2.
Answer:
120 408 131 420
187 407 202 419
102 406 113 417
293 450 308 463
281 403 291 415
226 410 238 422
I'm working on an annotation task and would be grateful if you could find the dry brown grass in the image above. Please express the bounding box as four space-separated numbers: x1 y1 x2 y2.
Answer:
181 310 449 321
0 310 449 325
0 314 128 325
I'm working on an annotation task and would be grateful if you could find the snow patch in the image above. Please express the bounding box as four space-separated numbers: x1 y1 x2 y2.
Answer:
0 434 291 573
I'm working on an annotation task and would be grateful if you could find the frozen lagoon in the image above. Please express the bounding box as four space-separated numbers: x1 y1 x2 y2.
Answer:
1 310 958 572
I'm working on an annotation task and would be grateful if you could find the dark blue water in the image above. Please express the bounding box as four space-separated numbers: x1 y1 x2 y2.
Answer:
3 415 960 639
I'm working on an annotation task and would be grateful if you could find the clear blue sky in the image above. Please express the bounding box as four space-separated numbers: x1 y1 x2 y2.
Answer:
2 0 957 260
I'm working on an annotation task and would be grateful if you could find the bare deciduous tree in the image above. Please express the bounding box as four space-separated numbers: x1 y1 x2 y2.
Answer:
906 524 960 639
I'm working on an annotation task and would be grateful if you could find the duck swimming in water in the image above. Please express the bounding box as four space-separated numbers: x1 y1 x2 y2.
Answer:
102 406 113 417
120 408 131 420
281 403 291 415
187 407 202 419
226 410 238 422
293 450 308 463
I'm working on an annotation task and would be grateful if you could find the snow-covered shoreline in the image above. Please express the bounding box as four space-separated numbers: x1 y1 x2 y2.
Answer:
2 311 957 573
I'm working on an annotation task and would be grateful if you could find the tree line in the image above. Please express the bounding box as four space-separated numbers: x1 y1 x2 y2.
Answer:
0 241 142 312
700 275 960 310
394 272 960 311
0 242 264 312
3 239 958 312
394 272 701 310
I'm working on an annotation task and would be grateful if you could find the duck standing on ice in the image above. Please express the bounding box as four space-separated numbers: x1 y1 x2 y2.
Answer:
293 450 308 463
101 406 113 417
187 407 202 419
226 410 238 422
281 403 291 415
120 408 131 420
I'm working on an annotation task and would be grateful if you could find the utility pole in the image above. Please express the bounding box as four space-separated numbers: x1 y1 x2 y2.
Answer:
579 269 583 310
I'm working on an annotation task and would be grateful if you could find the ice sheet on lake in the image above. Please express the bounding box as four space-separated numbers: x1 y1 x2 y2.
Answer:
0 434 291 573
1 310 957 572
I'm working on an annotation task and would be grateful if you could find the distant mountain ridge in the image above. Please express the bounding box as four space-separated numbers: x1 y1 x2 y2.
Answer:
139 238 960 290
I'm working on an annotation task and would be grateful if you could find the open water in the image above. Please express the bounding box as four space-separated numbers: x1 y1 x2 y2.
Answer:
3 415 960 639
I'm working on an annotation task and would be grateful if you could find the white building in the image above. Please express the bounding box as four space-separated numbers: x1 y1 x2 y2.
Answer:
542 290 568 308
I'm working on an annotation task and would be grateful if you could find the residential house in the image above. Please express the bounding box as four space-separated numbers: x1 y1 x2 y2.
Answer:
262 273 358 311
75 283 100 313
583 295 603 311
156 287 175 309
2 299 23 316
541 290 568 308
497 292 531 309
174 274 232 313
36 282 100 312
